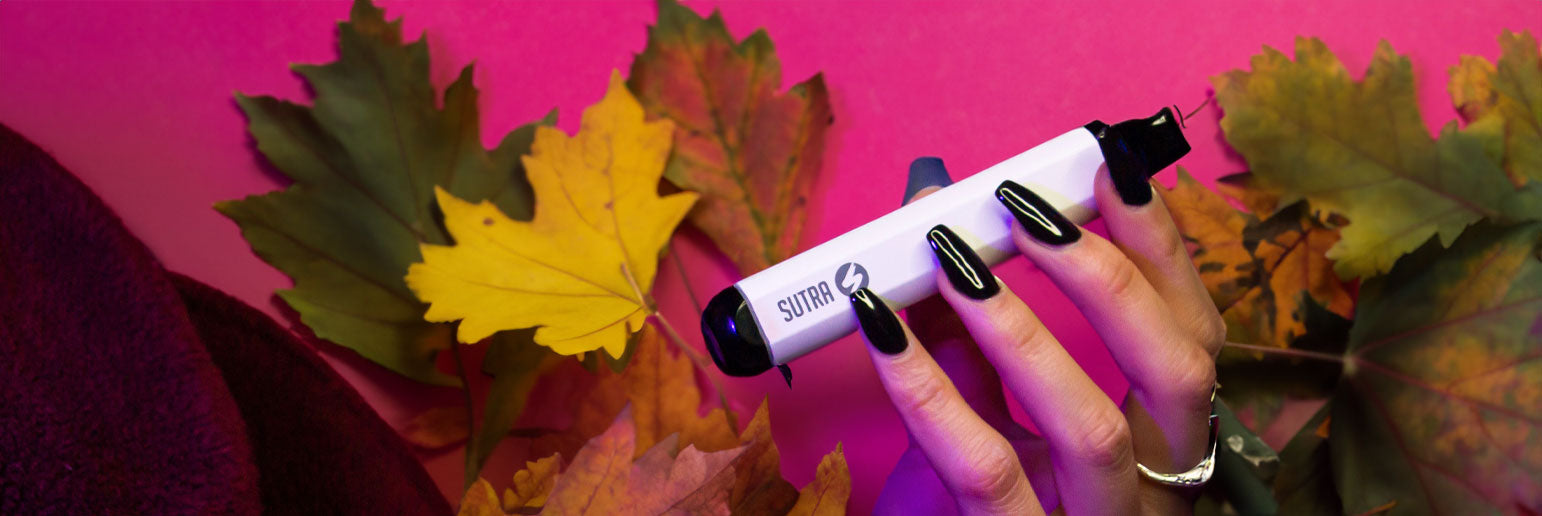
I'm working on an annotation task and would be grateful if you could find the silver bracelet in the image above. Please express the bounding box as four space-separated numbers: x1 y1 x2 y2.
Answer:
1135 383 1220 488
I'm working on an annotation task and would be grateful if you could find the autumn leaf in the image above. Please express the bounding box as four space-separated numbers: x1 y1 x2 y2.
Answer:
1157 169 1353 348
628 0 832 275
541 407 746 515
468 333 569 483
1273 404 1339 515
504 454 562 513
1215 296 1350 431
459 478 505 516
406 72 698 357
1158 167 1257 312
1215 171 1282 219
1450 30 1542 186
402 406 468 450
218 0 555 385
788 444 851 516
1214 37 1542 279
1329 222 1542 514
1239 202 1354 346
726 401 801 514
528 324 739 463
1160 169 1353 430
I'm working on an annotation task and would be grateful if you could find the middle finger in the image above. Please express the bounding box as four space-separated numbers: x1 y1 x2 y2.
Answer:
927 225 1140 516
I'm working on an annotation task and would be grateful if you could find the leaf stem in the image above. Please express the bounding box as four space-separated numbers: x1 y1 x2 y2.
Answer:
650 312 741 432
1223 341 1346 364
450 343 477 487
668 242 704 314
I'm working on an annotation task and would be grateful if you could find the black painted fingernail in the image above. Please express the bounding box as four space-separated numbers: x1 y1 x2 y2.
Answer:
903 157 952 205
996 180 1082 246
1109 164 1154 206
927 225 999 300
851 288 906 355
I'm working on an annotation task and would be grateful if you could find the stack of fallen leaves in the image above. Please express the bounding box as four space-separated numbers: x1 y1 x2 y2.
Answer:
217 0 1541 511
220 0 844 513
1164 32 1542 514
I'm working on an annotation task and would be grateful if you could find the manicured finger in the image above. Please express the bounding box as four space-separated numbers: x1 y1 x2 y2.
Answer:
1095 165 1226 357
902 158 1018 431
851 288 1041 515
927 225 1139 516
996 180 1217 472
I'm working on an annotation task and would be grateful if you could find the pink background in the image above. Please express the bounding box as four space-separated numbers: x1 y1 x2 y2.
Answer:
2 1 1536 512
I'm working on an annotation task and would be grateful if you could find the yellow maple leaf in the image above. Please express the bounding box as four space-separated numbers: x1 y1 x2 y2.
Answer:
406 71 697 357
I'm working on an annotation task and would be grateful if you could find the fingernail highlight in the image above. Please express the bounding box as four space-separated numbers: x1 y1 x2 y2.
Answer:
927 225 999 300
996 180 1082 246
851 288 906 355
903 157 952 205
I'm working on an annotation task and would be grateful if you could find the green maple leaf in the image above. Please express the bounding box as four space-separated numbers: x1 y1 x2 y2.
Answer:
627 0 833 275
1330 222 1542 514
217 0 553 385
1214 37 1542 279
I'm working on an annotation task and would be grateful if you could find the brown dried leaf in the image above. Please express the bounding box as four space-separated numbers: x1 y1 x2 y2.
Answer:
787 443 851 516
502 454 562 513
530 324 739 461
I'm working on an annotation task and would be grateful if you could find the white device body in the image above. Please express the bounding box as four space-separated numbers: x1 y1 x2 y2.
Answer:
735 128 1105 365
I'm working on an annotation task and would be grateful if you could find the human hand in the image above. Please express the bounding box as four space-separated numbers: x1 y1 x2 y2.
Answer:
862 158 1222 515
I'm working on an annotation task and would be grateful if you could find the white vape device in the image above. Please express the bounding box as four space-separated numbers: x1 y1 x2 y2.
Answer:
702 108 1189 378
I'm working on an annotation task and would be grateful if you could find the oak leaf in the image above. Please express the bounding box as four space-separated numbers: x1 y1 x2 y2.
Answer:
406 72 697 357
1213 37 1542 279
1330 222 1542 514
1449 30 1542 186
218 0 554 385
787 444 851 516
628 0 832 274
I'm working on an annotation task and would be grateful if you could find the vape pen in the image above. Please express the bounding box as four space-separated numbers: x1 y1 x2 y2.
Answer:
702 108 1190 378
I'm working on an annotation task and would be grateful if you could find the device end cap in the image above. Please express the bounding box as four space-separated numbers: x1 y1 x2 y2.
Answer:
1085 106 1192 179
702 287 774 377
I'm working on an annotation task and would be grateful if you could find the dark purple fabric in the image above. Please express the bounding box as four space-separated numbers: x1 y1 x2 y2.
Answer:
173 272 451 516
0 122 451 515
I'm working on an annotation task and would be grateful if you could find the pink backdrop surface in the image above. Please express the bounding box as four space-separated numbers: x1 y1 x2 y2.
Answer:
3 1 1537 512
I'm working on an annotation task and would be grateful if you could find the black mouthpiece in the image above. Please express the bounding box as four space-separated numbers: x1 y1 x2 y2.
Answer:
1084 107 1190 180
702 287 774 377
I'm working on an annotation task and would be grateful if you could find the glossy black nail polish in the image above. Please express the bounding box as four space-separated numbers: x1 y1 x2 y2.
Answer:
926 225 1000 300
850 288 906 355
996 180 1082 246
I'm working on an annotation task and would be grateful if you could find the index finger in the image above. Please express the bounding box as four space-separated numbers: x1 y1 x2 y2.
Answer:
850 289 1042 516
